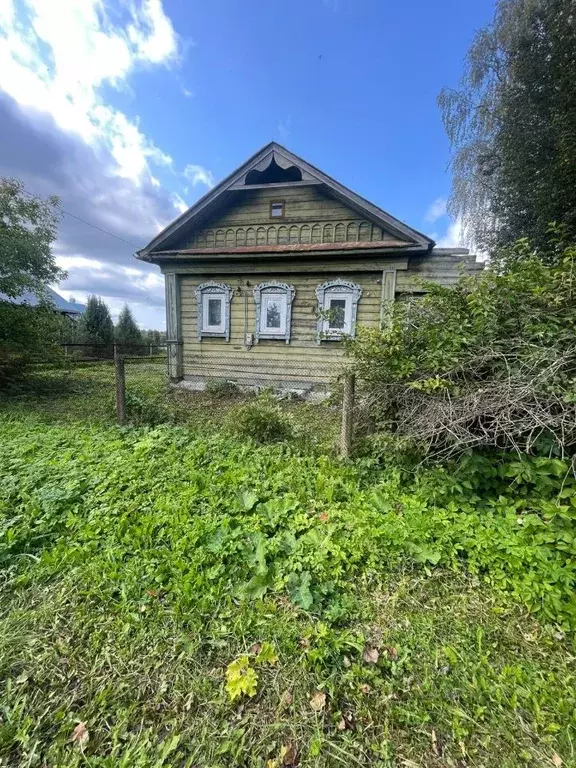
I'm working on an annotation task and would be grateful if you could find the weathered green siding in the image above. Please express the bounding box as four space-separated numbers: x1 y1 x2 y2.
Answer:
163 249 482 388
178 271 382 386
396 251 484 292
176 185 399 250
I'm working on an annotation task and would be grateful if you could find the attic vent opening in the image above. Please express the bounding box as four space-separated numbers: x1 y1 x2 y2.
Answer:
245 157 303 185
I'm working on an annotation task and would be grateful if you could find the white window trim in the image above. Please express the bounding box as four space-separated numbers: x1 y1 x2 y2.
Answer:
195 282 233 341
315 279 362 343
253 281 295 344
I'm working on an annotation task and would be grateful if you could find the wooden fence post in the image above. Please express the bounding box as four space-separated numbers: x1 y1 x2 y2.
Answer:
340 372 355 460
114 350 126 425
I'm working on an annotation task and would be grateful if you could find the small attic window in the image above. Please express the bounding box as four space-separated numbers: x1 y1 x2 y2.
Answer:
270 201 285 218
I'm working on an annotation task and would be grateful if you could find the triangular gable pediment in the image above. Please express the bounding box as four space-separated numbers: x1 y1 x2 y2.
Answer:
137 143 434 259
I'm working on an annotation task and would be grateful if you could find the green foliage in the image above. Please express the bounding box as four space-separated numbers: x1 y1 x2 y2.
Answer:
348 233 576 457
225 655 258 701
124 390 172 426
0 302 66 386
142 328 166 345
1 422 575 630
0 178 67 383
439 0 576 251
225 392 295 443
0 177 63 298
78 295 114 345
205 378 240 398
115 304 142 344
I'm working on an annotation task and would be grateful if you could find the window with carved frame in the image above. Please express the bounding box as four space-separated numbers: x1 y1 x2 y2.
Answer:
194 282 233 340
315 279 362 343
253 281 295 344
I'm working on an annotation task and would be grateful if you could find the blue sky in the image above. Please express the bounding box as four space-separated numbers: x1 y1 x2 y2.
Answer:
0 0 495 328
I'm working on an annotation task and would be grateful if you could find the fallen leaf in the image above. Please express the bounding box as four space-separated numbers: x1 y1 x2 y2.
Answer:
386 646 399 661
281 743 299 766
309 690 326 712
71 722 89 748
342 655 351 668
360 683 372 694
336 717 346 730
248 643 261 655
299 637 310 648
319 512 329 523
363 646 380 664
431 729 438 756
553 754 563 767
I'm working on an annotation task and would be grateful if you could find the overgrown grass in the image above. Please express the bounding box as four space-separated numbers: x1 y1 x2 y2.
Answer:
0 410 575 766
0 362 340 449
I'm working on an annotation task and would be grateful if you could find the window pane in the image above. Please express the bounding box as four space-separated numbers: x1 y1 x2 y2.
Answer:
328 298 346 329
271 202 284 218
208 298 222 326
266 299 281 328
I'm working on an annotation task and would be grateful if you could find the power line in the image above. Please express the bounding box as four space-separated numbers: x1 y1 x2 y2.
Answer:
60 209 139 248
21 186 140 249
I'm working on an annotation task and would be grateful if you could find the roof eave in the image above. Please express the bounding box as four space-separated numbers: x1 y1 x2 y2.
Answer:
143 242 428 264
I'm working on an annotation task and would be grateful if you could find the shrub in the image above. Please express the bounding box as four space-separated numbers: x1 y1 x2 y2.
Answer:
124 391 172 426
0 301 66 387
205 378 240 399
348 229 576 459
225 393 294 443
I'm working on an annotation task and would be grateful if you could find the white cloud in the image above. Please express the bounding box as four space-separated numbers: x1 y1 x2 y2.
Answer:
277 115 292 142
171 193 189 214
184 163 215 189
0 0 178 185
55 253 166 327
0 0 215 328
436 217 465 248
127 0 178 64
425 197 448 224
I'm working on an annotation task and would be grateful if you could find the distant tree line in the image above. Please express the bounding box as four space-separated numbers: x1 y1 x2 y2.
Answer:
68 296 164 347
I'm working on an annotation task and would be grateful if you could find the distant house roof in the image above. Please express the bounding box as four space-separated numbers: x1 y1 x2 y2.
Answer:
0 287 86 316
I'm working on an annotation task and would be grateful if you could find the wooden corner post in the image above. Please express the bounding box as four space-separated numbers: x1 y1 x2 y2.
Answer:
165 272 183 380
114 348 126 425
380 269 397 329
340 372 355 460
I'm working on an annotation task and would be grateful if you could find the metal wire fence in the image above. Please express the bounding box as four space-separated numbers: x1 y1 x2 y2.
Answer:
6 343 355 455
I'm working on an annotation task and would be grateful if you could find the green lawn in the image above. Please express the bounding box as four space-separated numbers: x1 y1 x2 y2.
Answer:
0 368 575 767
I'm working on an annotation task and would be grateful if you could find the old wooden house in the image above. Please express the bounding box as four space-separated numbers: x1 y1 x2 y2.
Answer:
137 143 480 392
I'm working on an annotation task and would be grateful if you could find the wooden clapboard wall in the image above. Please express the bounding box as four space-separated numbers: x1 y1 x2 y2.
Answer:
179 271 382 385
